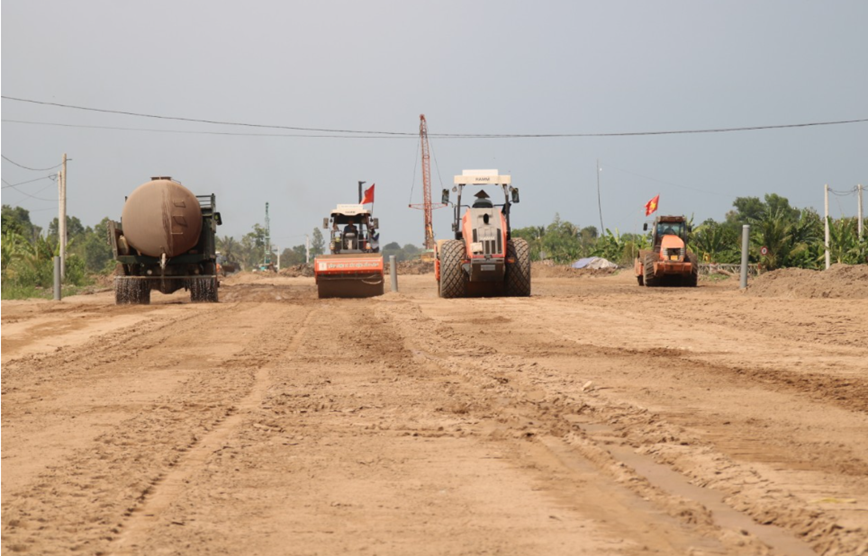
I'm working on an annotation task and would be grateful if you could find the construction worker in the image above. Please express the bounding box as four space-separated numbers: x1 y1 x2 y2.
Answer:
343 221 358 249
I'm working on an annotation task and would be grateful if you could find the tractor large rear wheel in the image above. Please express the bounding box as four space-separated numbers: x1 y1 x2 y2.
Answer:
643 253 659 287
505 238 531 296
439 240 467 298
684 251 699 287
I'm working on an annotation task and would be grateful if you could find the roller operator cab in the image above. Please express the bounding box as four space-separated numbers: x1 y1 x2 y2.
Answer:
314 204 384 298
435 170 531 298
634 215 699 287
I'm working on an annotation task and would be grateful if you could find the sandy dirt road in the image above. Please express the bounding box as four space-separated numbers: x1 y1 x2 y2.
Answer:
2 271 866 555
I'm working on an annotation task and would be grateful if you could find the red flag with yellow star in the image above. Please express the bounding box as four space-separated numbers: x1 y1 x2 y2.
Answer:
644 195 659 216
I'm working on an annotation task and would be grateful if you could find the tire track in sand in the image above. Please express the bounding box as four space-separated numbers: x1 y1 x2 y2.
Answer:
111 305 318 555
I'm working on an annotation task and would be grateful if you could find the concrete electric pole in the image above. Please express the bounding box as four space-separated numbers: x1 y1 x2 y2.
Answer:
59 153 68 280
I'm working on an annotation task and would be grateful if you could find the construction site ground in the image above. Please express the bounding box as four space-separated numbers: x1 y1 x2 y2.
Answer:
2 267 867 556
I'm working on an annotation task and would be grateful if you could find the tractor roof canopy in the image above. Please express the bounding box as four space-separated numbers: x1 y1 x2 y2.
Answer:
329 204 372 225
454 169 511 186
654 215 687 223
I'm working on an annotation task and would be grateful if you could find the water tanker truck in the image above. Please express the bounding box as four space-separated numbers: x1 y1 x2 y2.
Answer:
108 177 222 304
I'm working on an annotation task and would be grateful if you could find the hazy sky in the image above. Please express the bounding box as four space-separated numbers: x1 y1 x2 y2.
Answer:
3 1 866 248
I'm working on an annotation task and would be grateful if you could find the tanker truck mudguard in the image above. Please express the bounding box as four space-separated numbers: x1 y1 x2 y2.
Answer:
435 170 530 298
108 177 222 304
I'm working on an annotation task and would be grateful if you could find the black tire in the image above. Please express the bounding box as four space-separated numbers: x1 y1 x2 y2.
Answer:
643 253 658 287
505 238 531 296
191 276 219 302
439 240 467 298
115 277 150 305
685 251 699 287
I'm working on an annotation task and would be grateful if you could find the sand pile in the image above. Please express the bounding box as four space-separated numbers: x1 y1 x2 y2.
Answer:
395 259 434 275
746 263 868 299
531 262 618 278
278 264 315 277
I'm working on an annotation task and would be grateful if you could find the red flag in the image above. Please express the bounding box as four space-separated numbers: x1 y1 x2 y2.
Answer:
361 183 375 205
644 195 659 216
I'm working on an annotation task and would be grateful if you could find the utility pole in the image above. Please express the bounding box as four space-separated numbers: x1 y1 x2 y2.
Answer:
59 153 68 280
596 159 604 233
858 184 864 240
264 202 271 266
305 234 311 263
740 224 750 288
824 184 830 269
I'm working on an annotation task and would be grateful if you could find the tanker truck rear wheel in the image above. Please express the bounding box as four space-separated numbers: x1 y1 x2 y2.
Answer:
439 240 467 298
190 276 219 303
115 277 150 305
505 238 531 297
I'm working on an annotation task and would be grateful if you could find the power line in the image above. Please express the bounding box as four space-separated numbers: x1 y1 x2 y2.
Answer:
1 154 63 171
3 95 867 138
828 186 860 196
1 178 57 201
1 174 58 189
1 119 409 139
2 96 413 136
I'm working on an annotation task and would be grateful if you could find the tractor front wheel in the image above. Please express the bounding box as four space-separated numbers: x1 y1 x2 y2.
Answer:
505 238 531 296
439 240 467 298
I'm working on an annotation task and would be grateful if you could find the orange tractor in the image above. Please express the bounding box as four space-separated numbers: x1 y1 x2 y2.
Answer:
634 215 698 287
435 170 530 298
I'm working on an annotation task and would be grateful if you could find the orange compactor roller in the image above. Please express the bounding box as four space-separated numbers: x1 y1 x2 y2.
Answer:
314 204 384 298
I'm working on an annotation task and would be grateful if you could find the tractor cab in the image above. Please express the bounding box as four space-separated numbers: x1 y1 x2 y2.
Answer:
653 219 688 246
323 204 380 254
441 170 520 241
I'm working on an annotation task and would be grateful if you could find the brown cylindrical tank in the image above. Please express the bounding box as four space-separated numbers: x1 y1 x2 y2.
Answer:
121 178 203 258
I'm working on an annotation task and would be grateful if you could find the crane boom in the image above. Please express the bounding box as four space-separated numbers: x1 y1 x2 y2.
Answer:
409 114 445 251
420 115 434 249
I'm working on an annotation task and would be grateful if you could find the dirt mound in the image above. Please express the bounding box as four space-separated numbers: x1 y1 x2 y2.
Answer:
219 283 315 302
395 259 434 275
531 262 618 279
278 263 315 277
746 263 868 299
